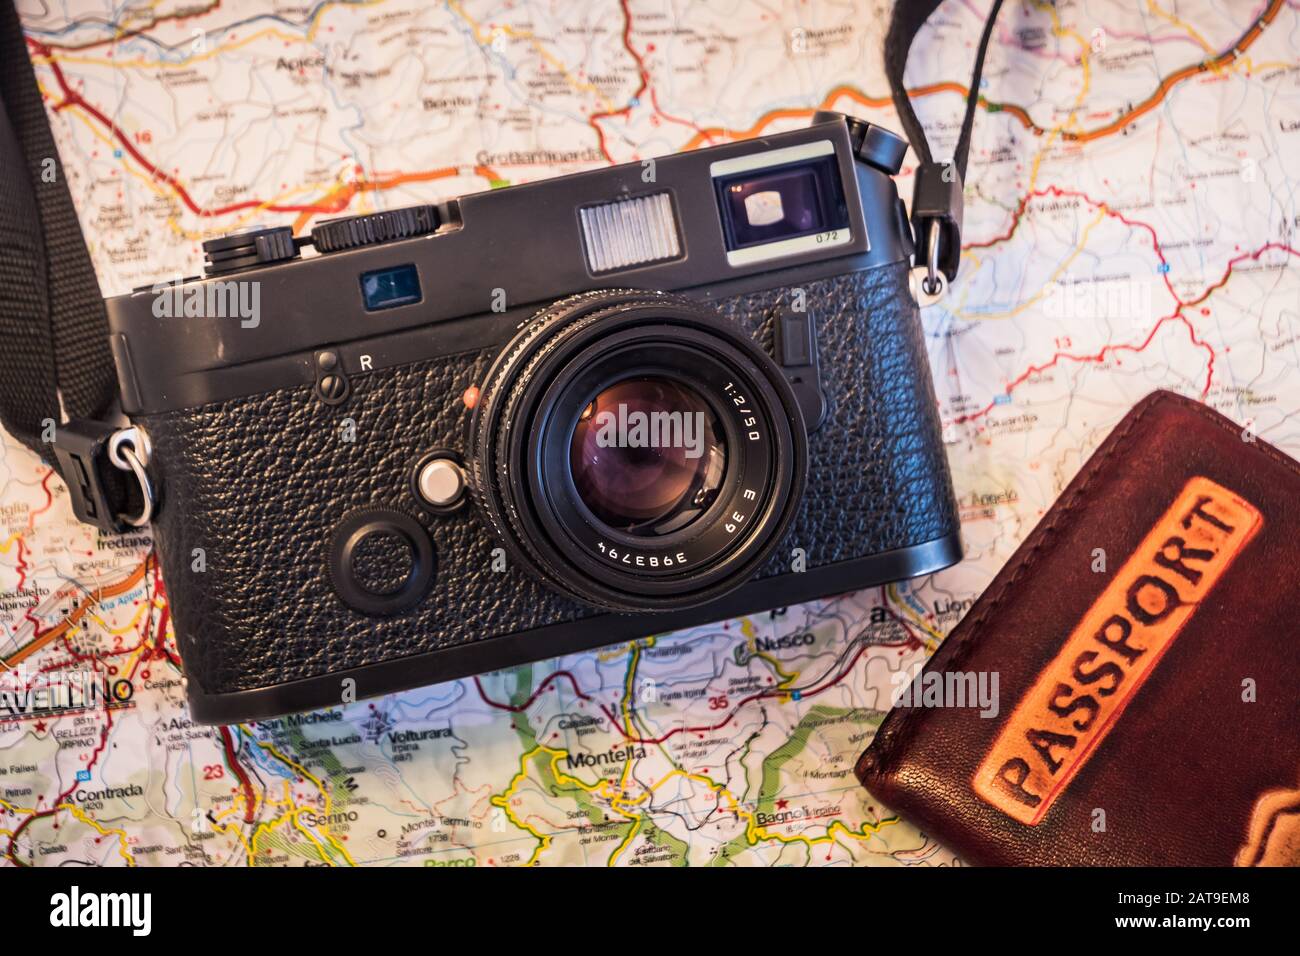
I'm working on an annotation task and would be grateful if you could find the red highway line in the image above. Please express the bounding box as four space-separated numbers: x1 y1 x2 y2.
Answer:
587 0 649 163
475 618 922 747
25 469 56 531
597 632 921 745
219 725 257 824
31 2 222 53
950 186 1300 424
27 36 355 218
473 670 594 714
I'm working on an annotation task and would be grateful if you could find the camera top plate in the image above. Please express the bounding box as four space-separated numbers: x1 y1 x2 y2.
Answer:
106 115 913 416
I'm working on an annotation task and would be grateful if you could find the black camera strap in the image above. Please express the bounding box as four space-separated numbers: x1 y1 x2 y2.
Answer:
0 0 144 532
885 0 1004 292
0 0 998 533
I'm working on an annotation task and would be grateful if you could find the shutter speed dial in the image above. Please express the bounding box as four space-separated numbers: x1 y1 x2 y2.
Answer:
311 205 441 253
201 204 444 279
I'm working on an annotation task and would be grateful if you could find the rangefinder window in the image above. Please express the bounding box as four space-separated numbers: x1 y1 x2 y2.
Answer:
712 140 850 266
360 263 422 311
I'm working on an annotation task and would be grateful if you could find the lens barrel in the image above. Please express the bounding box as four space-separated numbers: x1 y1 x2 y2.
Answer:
468 290 807 612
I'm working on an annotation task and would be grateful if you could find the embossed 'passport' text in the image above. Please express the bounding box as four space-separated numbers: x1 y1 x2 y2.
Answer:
973 476 1263 826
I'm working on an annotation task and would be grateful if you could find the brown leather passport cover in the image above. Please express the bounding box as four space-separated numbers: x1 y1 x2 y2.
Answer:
855 390 1300 866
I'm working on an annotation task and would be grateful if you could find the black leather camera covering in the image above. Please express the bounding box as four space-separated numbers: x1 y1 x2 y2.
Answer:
141 260 958 703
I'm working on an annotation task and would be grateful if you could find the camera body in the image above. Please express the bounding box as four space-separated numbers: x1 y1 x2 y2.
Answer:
105 112 961 723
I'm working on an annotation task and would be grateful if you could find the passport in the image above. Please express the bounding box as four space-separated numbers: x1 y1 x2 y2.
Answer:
855 390 1300 866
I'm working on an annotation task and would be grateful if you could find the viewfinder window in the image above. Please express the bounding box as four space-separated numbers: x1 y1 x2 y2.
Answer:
711 140 851 267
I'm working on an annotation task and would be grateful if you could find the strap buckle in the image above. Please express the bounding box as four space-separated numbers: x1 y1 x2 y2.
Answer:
910 160 964 290
108 427 155 529
51 420 155 533
924 219 945 296
909 225 947 307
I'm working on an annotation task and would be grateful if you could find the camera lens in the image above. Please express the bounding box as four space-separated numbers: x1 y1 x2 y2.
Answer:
570 377 726 536
468 290 807 612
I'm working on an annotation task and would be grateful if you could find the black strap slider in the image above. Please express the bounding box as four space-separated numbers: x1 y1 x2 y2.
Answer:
911 161 964 284
886 0 1003 288
50 419 130 533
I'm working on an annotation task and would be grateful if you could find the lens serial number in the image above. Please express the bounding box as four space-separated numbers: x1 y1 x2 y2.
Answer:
596 542 688 568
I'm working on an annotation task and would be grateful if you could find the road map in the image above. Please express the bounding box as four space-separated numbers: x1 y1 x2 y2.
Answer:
2 0 1297 866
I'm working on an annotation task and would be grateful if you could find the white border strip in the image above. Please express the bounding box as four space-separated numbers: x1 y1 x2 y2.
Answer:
725 228 851 267
709 139 835 178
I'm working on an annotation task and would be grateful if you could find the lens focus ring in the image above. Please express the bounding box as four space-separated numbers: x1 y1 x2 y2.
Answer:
468 289 807 613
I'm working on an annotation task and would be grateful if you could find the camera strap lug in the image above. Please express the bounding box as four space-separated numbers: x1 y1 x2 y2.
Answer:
51 420 155 533
911 163 963 290
774 305 827 433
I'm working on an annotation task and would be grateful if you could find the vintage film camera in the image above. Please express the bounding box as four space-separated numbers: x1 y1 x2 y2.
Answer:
105 111 961 722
